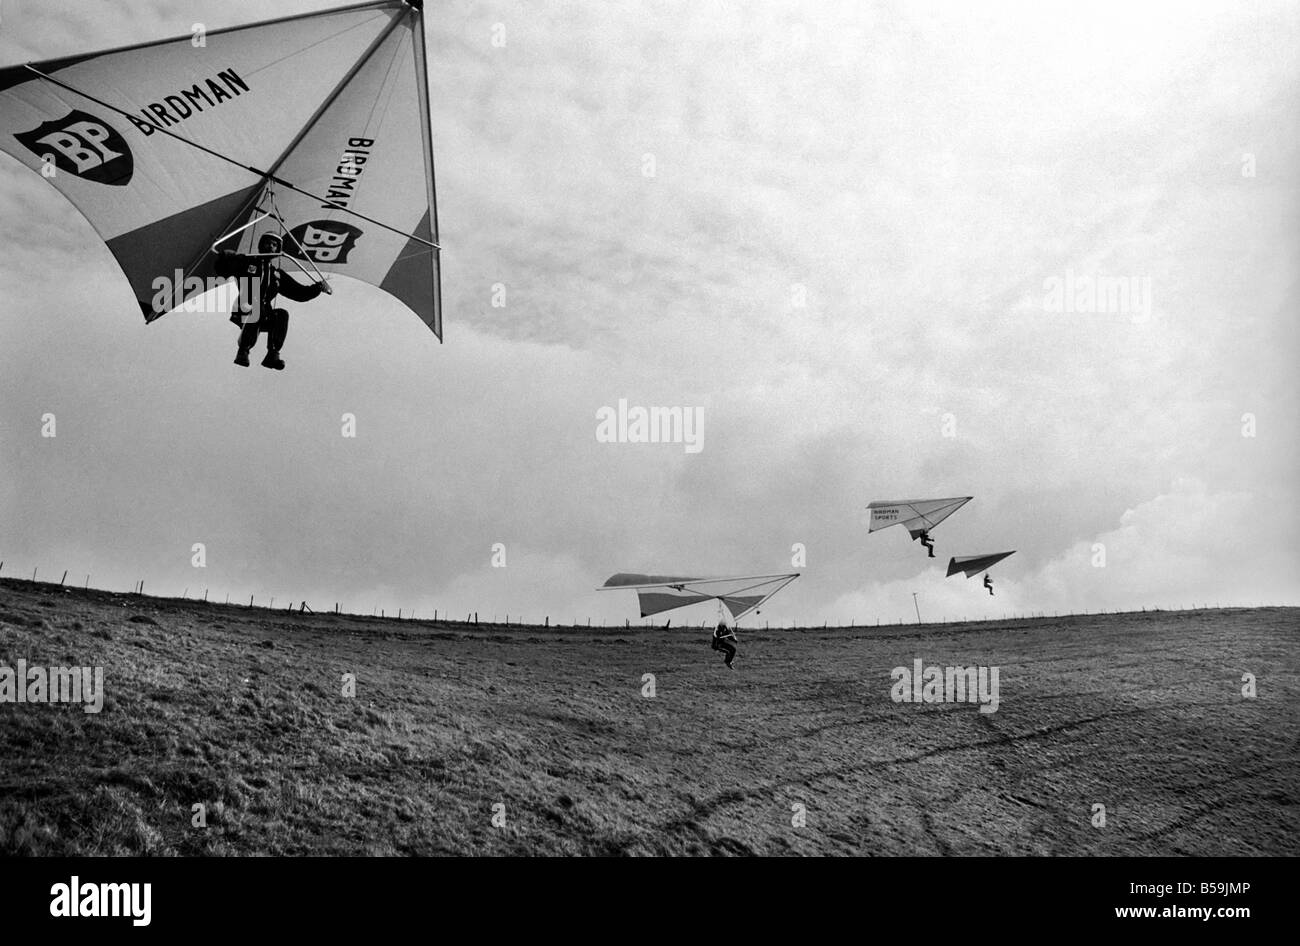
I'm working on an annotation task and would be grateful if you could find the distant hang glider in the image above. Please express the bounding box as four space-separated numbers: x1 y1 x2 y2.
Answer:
867 496 972 557
946 551 1015 596
599 573 800 623
0 0 441 337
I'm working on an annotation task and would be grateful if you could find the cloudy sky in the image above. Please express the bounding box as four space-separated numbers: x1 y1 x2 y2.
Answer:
0 0 1296 626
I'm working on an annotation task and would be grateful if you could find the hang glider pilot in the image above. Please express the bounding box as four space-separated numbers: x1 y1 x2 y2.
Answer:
919 531 935 558
215 233 331 370
983 574 994 596
712 618 738 670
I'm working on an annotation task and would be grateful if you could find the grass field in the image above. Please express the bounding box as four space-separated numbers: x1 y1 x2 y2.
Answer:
1 577 1296 856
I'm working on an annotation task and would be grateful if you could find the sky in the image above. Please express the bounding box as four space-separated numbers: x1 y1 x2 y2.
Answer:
0 0 1296 627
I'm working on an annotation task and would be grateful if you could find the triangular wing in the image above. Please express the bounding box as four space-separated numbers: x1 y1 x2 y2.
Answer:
946 551 1016 578
600 573 800 622
867 497 972 539
0 0 441 336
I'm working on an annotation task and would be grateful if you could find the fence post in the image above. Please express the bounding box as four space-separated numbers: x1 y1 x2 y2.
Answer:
60 570 68 585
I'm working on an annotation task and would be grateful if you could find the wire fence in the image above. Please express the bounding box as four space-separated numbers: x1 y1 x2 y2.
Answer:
0 560 1283 632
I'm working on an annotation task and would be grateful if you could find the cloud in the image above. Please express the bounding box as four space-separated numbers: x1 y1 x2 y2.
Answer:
0 0 1296 620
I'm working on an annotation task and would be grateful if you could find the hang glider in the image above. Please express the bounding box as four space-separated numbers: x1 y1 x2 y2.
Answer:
867 496 972 557
599 572 800 623
0 0 441 337
947 551 1015 596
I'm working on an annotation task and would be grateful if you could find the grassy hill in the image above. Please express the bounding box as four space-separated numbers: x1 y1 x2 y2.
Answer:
1 577 1296 855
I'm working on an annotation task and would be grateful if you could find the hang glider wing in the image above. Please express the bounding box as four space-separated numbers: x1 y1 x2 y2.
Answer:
0 0 441 337
867 497 972 539
600 572 800 622
946 551 1015 579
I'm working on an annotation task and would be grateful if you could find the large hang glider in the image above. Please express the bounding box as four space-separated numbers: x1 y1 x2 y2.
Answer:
947 551 1015 596
599 573 800 623
867 496 972 557
0 0 441 336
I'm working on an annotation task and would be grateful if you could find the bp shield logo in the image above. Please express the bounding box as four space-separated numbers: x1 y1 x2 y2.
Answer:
15 110 133 185
287 221 363 264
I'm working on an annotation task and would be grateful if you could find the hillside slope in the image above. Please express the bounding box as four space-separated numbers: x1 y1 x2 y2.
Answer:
1 579 1296 855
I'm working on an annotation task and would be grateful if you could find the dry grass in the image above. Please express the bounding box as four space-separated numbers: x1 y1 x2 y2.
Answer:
1 578 1296 855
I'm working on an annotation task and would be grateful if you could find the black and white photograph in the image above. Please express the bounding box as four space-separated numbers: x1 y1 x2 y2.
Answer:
0 0 1295 925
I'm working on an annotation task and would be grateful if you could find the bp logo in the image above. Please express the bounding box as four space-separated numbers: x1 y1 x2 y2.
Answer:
287 221 363 264
15 110 133 185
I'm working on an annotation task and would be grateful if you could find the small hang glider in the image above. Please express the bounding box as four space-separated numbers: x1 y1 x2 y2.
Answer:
946 551 1015 596
0 0 441 336
599 572 800 624
867 496 973 557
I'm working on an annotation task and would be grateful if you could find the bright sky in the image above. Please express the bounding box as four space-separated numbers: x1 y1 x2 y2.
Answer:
1 0 1296 626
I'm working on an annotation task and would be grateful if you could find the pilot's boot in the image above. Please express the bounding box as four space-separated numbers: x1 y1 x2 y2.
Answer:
235 319 259 367
262 308 288 370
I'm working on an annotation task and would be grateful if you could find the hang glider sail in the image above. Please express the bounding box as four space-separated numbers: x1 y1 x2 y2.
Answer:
867 496 972 557
947 551 1015 596
946 551 1015 578
0 0 441 337
599 573 800 623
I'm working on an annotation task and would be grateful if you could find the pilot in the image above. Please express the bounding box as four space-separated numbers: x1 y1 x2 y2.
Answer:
711 619 738 669
215 233 330 370
919 531 935 558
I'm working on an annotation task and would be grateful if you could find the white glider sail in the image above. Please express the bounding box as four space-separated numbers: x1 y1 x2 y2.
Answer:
0 0 441 336
867 497 972 539
600 573 800 622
